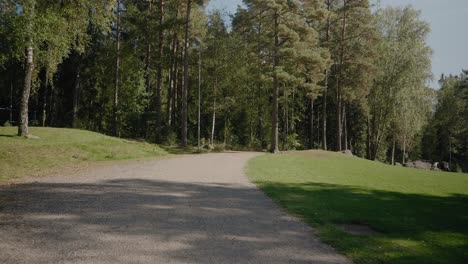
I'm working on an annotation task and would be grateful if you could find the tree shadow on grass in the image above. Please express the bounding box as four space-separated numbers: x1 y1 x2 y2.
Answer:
258 181 468 264
0 179 347 264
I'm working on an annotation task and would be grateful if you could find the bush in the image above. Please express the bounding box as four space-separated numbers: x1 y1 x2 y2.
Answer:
285 133 302 150
3 121 12 127
213 144 225 152
160 125 177 146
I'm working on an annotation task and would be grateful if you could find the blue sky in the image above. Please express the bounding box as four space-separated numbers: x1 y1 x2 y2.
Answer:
207 0 468 88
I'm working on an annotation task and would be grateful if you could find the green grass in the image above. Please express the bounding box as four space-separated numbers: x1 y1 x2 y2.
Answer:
0 127 168 182
247 150 468 264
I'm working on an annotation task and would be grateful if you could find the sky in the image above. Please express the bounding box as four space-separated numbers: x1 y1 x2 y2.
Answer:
207 0 468 88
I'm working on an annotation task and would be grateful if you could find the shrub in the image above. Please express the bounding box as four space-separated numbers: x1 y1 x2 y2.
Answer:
213 144 226 152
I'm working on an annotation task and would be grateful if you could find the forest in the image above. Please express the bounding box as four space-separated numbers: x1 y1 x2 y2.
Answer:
0 0 467 171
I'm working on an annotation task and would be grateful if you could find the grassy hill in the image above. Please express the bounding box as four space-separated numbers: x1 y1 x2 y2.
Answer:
247 151 468 264
0 127 168 183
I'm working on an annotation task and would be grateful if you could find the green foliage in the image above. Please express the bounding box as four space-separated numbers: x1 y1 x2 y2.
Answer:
422 71 468 171
248 151 468 264
212 143 225 152
284 133 301 150
0 0 463 167
368 6 433 161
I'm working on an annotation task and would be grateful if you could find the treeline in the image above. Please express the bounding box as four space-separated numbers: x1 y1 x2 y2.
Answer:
0 0 466 170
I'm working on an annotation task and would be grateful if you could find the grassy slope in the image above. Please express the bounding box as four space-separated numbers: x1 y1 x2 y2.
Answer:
0 127 168 182
247 151 468 264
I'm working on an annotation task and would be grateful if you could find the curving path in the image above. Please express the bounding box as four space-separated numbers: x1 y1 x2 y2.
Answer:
0 152 351 264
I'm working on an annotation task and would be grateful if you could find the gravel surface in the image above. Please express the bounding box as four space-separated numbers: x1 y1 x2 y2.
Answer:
0 152 351 264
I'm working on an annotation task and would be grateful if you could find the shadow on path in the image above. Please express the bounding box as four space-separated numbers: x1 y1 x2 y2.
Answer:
0 179 348 264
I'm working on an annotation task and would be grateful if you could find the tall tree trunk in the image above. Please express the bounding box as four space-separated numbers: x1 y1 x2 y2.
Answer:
197 45 201 150
19 46 34 137
271 12 280 153
224 116 228 145
322 0 332 151
336 0 347 151
317 106 321 147
448 136 452 170
167 30 178 126
9 65 14 123
145 1 152 93
367 115 372 159
402 135 407 164
181 0 191 147
18 1 35 136
282 100 287 150
143 1 152 139
176 47 183 128
155 0 165 142
113 0 121 137
49 83 55 126
336 92 342 151
391 134 396 165
309 98 314 149
257 105 264 149
42 72 48 127
173 40 182 127
343 104 348 150
211 78 217 145
98 95 104 132
72 68 80 128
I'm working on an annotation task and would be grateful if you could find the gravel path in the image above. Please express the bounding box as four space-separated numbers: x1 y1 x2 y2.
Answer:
0 152 351 264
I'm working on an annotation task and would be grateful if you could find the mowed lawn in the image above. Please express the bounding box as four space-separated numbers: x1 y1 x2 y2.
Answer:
247 151 468 264
0 127 167 183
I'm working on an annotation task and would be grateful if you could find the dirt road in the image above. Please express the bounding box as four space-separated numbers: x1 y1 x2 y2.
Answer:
0 152 350 264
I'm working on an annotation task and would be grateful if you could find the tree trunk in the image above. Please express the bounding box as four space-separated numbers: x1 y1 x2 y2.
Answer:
9 67 14 123
257 105 264 149
336 0 347 151
391 135 396 165
145 1 152 94
18 2 35 136
322 0 332 151
317 106 321 148
18 46 34 136
309 98 314 149
211 78 217 145
449 136 452 170
271 12 280 153
42 72 48 127
224 116 228 145
113 0 121 137
49 83 56 126
167 30 178 126
72 68 80 128
173 40 182 126
402 135 407 164
197 46 201 150
181 0 191 147
322 83 328 150
282 100 287 150
336 93 342 151
176 48 183 128
155 0 165 142
344 104 348 150
367 115 372 160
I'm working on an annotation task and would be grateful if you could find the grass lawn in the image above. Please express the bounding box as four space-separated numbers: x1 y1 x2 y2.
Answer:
0 127 168 183
247 151 468 264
